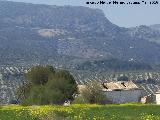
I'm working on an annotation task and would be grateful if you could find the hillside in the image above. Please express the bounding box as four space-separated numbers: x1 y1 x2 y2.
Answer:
75 59 153 72
150 24 160 32
128 25 160 45
0 1 160 66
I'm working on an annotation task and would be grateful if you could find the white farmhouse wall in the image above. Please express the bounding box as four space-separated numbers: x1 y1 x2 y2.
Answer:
156 93 160 105
104 89 143 104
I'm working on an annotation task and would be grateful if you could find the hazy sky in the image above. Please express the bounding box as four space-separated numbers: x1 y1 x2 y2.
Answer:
6 0 160 28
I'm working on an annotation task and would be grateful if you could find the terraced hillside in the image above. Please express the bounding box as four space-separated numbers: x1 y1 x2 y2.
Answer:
0 66 27 104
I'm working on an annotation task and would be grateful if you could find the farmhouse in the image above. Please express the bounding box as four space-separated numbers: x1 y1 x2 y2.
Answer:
102 81 144 104
78 81 144 104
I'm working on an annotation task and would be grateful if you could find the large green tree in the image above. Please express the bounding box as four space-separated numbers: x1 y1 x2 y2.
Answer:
17 65 77 105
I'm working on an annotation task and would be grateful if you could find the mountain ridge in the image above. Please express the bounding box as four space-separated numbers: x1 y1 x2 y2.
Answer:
0 1 160 67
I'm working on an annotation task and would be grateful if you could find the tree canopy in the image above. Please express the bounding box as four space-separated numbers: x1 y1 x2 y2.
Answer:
17 65 77 105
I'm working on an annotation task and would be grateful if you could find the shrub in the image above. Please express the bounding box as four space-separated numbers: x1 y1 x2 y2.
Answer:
76 80 108 104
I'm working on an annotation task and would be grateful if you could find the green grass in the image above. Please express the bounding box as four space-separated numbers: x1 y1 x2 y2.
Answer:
0 104 160 120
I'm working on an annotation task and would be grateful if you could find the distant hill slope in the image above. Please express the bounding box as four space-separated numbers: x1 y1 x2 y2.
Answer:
150 24 160 32
0 1 160 66
128 25 160 45
75 59 153 72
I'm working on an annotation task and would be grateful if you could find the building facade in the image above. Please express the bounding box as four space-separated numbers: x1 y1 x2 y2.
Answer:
103 89 143 104
102 81 144 104
155 91 160 104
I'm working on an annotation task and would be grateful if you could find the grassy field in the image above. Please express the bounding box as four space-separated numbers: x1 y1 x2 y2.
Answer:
0 104 160 120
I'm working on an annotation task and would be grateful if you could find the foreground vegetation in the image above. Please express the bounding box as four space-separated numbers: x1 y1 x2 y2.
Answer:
1 104 160 120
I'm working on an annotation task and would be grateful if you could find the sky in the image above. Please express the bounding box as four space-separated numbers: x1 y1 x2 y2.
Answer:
6 0 160 28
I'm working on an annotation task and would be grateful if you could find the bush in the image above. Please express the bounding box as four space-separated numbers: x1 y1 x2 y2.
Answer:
75 80 108 104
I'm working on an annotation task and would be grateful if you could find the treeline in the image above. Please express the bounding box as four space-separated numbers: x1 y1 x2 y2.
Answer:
75 59 153 72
